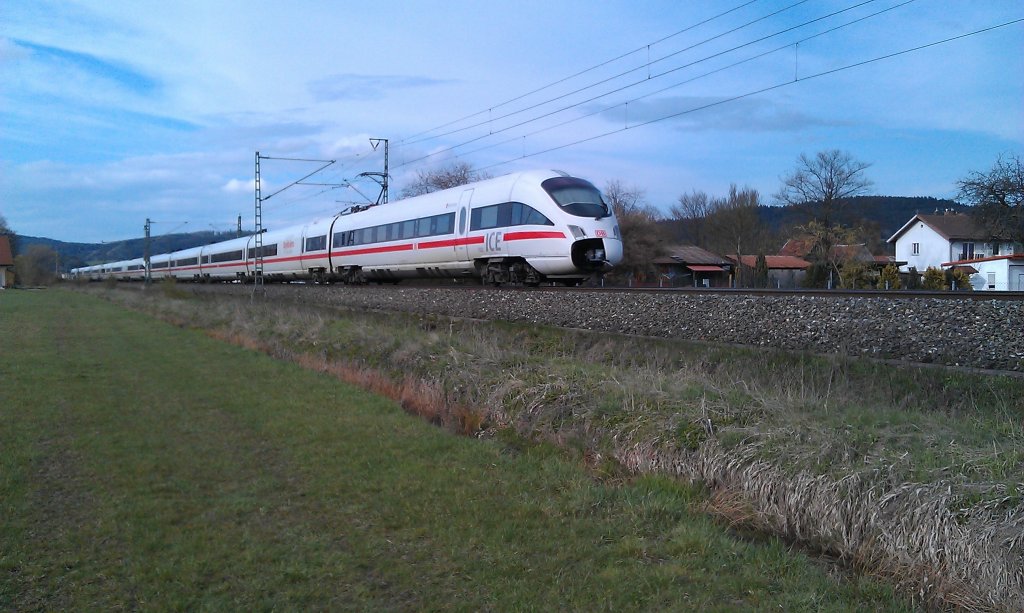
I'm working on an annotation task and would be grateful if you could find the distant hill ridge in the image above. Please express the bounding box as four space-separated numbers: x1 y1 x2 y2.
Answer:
17 231 252 270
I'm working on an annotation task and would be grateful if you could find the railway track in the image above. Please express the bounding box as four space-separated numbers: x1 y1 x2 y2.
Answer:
172 280 1024 374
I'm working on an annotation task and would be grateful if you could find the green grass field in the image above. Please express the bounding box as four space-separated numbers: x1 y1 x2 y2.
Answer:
1 289 911 610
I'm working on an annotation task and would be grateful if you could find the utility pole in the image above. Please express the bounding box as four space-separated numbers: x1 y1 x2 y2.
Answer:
144 218 152 285
253 151 264 296
361 138 389 205
252 151 339 298
236 215 242 237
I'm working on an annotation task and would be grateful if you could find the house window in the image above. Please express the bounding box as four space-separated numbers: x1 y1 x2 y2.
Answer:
912 242 920 255
992 242 1000 256
959 242 975 260
988 272 996 290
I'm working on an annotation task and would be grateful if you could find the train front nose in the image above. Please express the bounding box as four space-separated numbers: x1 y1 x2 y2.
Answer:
571 237 622 270
603 238 623 267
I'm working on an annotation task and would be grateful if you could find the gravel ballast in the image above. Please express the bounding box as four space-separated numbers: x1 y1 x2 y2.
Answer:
193 285 1024 372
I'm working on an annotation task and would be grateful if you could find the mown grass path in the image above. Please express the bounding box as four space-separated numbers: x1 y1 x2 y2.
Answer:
0 290 910 611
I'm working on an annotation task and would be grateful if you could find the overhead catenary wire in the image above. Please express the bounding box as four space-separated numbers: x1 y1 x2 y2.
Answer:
398 0 912 169
420 0 921 164
400 0 825 148
473 18 1024 173
398 0 766 144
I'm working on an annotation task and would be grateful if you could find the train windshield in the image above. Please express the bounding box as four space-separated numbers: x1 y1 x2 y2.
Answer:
541 177 610 219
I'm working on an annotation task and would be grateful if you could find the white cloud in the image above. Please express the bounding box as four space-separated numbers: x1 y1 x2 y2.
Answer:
221 178 254 193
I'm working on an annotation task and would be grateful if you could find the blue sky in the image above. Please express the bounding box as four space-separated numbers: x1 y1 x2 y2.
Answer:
1 0 1021 243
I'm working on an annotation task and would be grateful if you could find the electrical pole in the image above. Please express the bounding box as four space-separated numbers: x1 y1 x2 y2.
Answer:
237 215 242 237
144 218 152 285
362 138 390 205
371 138 388 204
252 151 339 297
254 151 264 296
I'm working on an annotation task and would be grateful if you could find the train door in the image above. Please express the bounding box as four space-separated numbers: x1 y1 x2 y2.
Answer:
455 188 474 262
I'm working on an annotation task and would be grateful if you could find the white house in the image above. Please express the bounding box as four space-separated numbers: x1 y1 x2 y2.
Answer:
888 212 1023 290
941 254 1024 291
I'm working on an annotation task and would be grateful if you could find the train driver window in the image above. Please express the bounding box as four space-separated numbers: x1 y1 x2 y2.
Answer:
520 205 553 226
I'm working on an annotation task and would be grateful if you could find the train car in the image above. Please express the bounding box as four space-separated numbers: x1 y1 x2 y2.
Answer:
71 169 623 286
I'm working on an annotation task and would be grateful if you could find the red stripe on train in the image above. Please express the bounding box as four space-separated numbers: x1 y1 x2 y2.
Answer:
503 231 566 241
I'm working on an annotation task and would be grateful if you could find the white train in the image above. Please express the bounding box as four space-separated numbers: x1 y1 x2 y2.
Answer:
71 170 623 286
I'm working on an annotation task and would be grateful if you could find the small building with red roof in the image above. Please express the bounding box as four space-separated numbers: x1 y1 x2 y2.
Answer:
0 235 14 288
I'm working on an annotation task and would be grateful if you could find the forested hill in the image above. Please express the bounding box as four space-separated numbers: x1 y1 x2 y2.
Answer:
755 195 966 239
17 231 250 270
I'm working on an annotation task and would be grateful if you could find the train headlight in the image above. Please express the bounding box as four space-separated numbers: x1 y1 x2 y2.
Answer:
568 225 586 239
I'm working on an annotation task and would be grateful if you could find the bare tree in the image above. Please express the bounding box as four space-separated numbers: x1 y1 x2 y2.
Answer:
775 149 873 226
705 184 763 258
794 220 866 288
14 245 56 286
669 190 713 247
957 154 1024 243
400 161 491 198
604 180 667 281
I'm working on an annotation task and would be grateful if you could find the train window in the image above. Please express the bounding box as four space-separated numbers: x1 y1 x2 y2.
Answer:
412 218 428 238
176 257 198 267
402 220 416 239
210 250 243 263
152 261 169 269
202 256 210 264
497 203 513 228
541 176 609 218
247 245 276 258
305 235 327 252
439 213 455 234
472 206 499 230
459 208 467 233
520 204 553 226
265 244 278 256
471 203 551 230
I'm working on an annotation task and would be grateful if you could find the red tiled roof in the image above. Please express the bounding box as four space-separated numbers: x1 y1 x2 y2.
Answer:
660 244 732 265
0 235 14 266
941 254 1024 267
778 238 813 257
728 255 811 269
687 264 727 272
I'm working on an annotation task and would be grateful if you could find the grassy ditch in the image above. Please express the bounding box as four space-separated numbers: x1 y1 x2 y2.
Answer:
1 288 914 610
82 284 1024 609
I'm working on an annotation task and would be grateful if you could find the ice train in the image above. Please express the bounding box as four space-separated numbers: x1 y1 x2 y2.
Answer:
70 170 623 285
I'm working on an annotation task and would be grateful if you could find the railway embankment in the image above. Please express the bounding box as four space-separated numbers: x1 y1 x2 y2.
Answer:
194 284 1024 372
